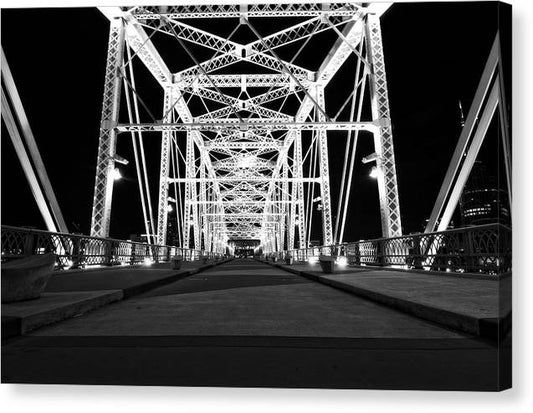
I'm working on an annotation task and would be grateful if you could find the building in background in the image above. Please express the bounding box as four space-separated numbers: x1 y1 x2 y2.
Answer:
460 161 511 226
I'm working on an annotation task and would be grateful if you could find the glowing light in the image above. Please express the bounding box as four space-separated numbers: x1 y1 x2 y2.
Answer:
143 257 153 266
369 166 378 179
336 256 348 267
308 256 319 265
65 259 73 269
166 204 173 213
237 156 255 168
113 168 122 181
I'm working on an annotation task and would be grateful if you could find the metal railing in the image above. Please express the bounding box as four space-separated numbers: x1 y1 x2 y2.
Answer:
1 225 224 270
282 223 511 275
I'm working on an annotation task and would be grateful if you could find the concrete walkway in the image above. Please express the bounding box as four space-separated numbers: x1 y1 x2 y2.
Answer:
2 259 510 390
2 259 230 337
265 260 511 340
27 260 471 339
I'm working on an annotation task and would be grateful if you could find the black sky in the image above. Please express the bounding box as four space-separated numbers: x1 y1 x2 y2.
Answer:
1 2 511 242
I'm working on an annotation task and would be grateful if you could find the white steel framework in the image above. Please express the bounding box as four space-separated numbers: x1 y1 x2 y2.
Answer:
91 3 402 253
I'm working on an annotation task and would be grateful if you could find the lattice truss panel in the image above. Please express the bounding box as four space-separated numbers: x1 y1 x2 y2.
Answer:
91 3 402 253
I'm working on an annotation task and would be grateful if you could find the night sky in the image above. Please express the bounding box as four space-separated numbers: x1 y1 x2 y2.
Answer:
1 2 511 243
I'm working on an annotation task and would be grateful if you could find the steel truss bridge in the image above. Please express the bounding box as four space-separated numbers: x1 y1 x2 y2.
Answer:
1 3 511 262
88 2 402 255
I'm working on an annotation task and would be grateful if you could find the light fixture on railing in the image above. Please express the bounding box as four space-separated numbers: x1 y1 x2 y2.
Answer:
143 257 153 266
369 166 378 179
336 256 348 267
308 256 318 265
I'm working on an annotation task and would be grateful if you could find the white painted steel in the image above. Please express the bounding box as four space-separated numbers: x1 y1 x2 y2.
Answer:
1 49 68 234
93 4 401 253
425 34 511 233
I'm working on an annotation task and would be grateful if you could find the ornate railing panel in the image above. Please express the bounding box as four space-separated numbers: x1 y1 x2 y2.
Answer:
1 225 223 270
285 224 511 275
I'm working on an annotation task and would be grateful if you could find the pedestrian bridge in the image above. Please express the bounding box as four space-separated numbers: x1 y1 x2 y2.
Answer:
0 3 512 391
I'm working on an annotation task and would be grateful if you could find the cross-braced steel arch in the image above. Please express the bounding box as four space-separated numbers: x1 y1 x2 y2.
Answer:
90 3 403 253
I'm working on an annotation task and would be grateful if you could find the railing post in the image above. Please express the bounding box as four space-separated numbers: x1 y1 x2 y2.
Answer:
104 240 113 266
153 245 159 264
409 235 423 269
465 228 476 273
145 244 150 263
71 237 82 269
130 243 136 266
377 240 384 266
23 230 37 257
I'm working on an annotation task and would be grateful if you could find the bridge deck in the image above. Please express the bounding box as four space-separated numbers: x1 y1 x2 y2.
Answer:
2 259 508 389
265 260 511 340
26 259 469 338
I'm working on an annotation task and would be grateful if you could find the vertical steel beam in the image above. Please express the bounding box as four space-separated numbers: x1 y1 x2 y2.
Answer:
199 159 208 250
156 87 173 245
191 153 200 251
90 17 125 237
287 138 297 251
316 86 333 246
293 131 307 248
366 13 402 238
288 178 296 251
182 132 194 248
281 161 289 250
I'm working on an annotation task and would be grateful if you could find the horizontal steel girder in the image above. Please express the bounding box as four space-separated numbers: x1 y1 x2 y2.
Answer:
169 177 321 183
116 121 378 133
175 74 307 88
131 4 363 19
